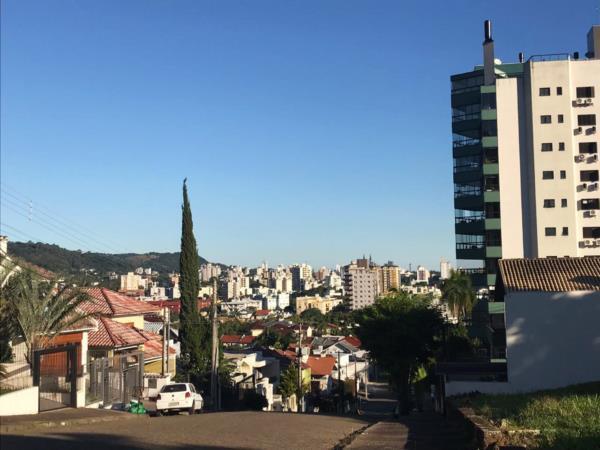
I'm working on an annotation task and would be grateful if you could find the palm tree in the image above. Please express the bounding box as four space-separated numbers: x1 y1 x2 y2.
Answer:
0 272 91 365
440 270 477 321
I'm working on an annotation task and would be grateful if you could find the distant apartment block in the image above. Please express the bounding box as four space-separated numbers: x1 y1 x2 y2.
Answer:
452 22 600 288
374 262 401 294
343 260 378 310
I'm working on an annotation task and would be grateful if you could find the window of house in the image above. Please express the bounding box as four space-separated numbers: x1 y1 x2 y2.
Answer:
581 198 600 210
484 147 498 163
485 202 501 219
579 142 598 154
560 170 566 179
541 115 552 124
484 175 499 191
557 87 563 95
562 227 569 236
542 171 554 180
559 142 565 151
578 115 597 126
561 198 568 208
558 114 564 123
580 170 599 182
482 120 498 137
541 143 553 152
576 86 595 98
481 93 497 110
545 227 557 236
583 227 600 238
543 199 555 208
539 87 551 96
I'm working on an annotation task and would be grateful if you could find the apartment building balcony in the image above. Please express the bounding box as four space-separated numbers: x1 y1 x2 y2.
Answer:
486 246 502 258
456 243 486 260
455 217 485 234
459 268 487 287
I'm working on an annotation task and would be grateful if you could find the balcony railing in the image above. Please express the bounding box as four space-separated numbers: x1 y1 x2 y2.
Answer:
453 138 481 148
452 112 481 123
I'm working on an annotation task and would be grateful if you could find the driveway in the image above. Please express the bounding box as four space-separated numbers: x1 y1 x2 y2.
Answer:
1 411 370 450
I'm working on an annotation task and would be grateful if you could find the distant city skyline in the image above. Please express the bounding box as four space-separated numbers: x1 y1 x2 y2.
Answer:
1 0 596 269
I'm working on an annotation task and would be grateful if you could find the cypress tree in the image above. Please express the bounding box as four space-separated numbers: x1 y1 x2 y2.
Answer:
179 179 202 371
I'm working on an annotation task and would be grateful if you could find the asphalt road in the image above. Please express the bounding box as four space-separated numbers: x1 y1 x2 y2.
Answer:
1 411 370 450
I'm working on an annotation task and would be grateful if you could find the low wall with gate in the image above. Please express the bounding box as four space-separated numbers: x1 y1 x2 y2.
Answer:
0 386 39 416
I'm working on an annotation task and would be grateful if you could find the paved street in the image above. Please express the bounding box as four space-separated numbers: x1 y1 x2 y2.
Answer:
1 411 370 450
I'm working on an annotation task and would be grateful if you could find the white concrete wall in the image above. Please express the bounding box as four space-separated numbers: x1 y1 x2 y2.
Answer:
0 387 39 416
447 290 600 396
505 290 600 391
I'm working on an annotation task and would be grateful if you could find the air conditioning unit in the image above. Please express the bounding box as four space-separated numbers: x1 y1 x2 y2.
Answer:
575 126 583 133
596 239 600 247
585 98 593 105
576 98 585 104
582 183 588 190
590 126 597 133
575 154 585 162
591 154 599 162
589 210 597 217
585 239 594 247
591 182 599 191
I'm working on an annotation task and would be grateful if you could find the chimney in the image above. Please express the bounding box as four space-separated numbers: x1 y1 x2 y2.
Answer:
518 52 524 63
483 20 495 85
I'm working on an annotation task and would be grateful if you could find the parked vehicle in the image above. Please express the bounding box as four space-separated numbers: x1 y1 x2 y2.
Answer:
155 382 203 416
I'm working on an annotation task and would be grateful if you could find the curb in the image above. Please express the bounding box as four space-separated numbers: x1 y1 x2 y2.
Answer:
1 411 145 434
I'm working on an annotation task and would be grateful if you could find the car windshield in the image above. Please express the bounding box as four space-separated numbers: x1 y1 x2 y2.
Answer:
161 384 187 393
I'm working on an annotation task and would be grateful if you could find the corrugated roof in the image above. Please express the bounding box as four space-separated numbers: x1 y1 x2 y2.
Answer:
498 257 600 293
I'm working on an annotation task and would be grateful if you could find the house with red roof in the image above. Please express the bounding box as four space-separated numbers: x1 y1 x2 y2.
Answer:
306 356 336 393
79 288 177 376
220 334 256 348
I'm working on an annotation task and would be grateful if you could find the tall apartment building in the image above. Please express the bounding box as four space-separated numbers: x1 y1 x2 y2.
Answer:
343 261 378 310
440 259 452 280
290 263 313 292
375 262 401 294
199 263 221 283
452 21 600 288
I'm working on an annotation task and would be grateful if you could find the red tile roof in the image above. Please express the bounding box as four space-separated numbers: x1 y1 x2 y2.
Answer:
88 317 147 348
343 336 362 348
79 288 160 316
88 318 175 359
306 356 336 377
498 257 600 293
220 335 255 345
255 309 270 316
147 299 212 313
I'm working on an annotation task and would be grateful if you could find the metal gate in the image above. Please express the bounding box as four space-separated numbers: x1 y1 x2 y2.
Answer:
33 344 78 412
85 351 144 407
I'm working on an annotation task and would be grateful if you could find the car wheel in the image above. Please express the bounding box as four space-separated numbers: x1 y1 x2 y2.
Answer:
188 402 195 415
155 410 163 417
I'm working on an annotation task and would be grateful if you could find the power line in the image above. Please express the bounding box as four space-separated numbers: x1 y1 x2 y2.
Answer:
1 183 125 253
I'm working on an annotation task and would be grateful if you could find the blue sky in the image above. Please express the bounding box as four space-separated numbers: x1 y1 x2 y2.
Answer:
1 0 597 269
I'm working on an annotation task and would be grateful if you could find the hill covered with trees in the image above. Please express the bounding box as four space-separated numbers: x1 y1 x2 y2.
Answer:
7 241 215 276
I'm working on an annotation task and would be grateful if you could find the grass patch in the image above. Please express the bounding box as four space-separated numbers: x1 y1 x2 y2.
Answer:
454 382 600 450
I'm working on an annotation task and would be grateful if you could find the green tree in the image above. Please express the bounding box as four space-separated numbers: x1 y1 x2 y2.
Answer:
440 270 477 321
179 179 206 373
355 292 445 415
0 272 90 365
279 363 309 399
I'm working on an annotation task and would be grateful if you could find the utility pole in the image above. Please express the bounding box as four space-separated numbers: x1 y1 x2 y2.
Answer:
162 306 168 376
165 307 171 376
297 321 303 413
210 277 220 410
337 351 343 414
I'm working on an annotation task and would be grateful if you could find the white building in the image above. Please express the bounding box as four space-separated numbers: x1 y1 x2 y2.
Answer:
120 272 146 291
415 265 430 284
440 259 452 280
343 261 378 310
199 263 221 283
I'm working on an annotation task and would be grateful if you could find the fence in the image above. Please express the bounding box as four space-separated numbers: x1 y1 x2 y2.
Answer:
0 340 33 394
85 351 144 407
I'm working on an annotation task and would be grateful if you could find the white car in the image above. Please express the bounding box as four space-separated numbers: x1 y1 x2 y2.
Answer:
155 382 203 416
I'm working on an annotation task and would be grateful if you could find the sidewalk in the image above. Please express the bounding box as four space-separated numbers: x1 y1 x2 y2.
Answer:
0 408 144 434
